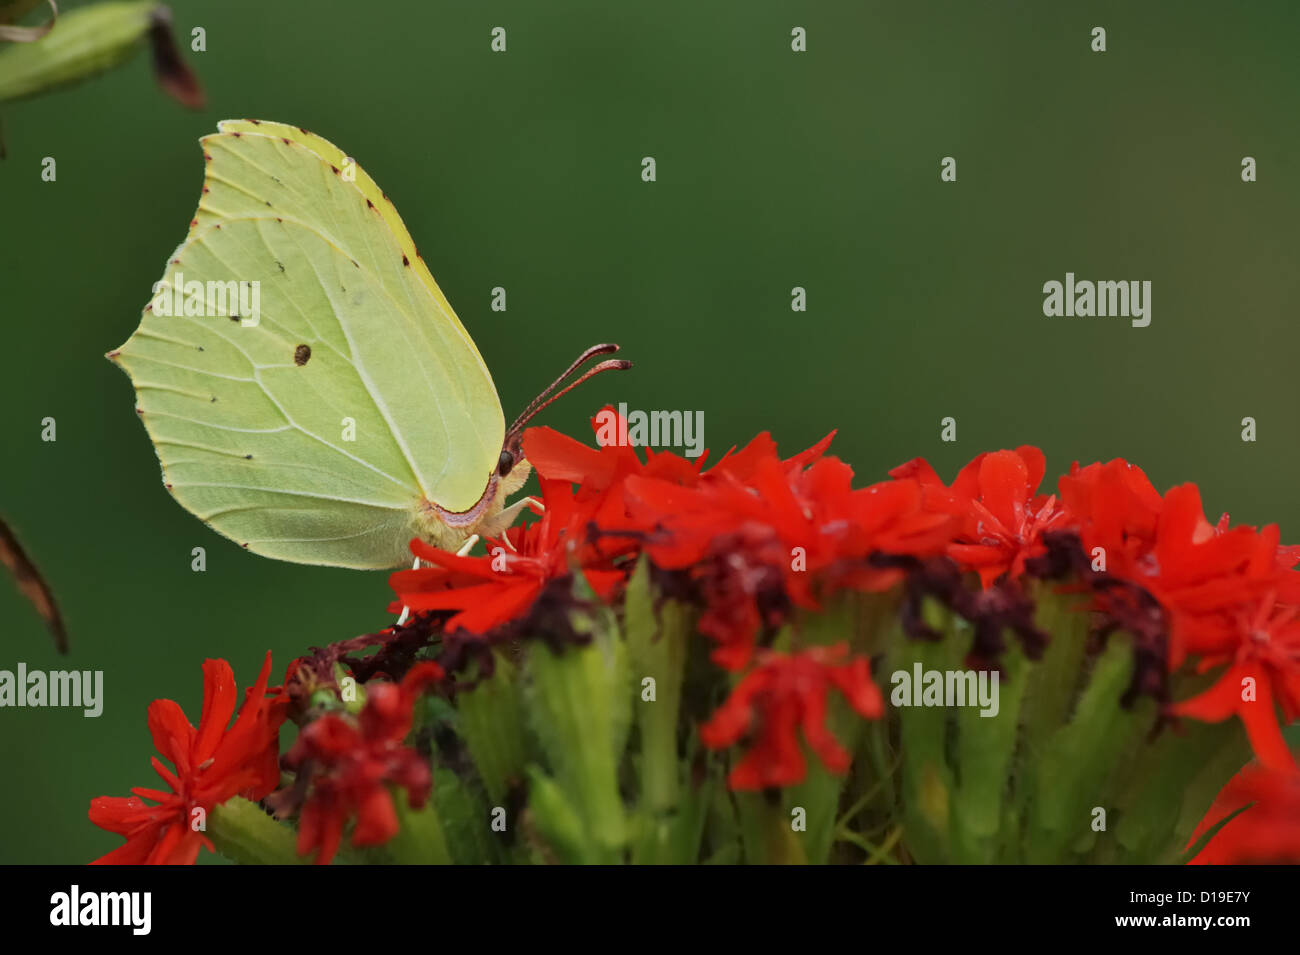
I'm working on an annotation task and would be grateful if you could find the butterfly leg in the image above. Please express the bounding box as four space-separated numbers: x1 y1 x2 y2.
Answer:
477 496 542 539
394 534 478 628
395 554 422 627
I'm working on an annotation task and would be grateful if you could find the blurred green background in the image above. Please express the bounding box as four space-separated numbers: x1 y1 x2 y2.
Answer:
2 0 1298 863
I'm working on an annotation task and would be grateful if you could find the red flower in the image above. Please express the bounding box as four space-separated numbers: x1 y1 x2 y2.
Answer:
389 476 634 635
398 414 951 669
1055 467 1300 768
1056 458 1163 577
700 645 884 789
89 652 284 865
621 435 951 669
891 447 1065 588
286 662 444 864
1187 764 1300 864
1059 470 1298 661
522 411 706 529
1138 486 1286 662
1168 588 1300 770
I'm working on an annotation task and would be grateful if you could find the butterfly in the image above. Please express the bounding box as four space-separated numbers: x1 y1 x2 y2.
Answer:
108 119 627 569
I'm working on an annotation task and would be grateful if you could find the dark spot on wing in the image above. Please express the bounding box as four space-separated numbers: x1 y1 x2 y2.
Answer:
294 344 312 366
265 201 272 207
249 119 261 125
402 255 409 266
231 131 242 138
244 454 253 460
282 138 291 145
229 314 240 322
330 165 339 175
210 396 217 402
366 198 374 209
275 260 285 273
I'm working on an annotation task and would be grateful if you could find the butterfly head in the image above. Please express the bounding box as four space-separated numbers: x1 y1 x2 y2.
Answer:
500 341 631 474
418 344 629 550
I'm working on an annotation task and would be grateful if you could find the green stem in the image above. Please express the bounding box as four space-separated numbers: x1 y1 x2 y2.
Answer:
837 754 900 830
863 825 904 864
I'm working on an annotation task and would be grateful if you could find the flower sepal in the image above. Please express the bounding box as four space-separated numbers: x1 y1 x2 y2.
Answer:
523 575 631 863
209 796 308 866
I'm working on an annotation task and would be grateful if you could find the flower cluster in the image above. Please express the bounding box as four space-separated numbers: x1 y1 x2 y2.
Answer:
89 413 1300 865
276 662 445 865
388 416 1300 858
698 645 884 789
394 419 1299 781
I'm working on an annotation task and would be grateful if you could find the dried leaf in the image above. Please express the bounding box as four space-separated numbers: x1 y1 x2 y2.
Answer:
0 516 67 653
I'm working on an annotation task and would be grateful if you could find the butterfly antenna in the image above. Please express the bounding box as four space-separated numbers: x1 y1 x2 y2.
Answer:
505 343 632 447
